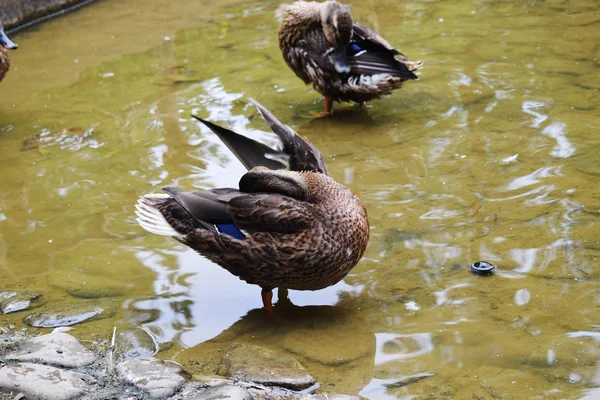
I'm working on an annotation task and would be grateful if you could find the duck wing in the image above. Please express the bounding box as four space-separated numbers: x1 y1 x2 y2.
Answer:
137 186 315 239
193 99 328 175
348 22 420 79
227 192 314 234
137 187 245 238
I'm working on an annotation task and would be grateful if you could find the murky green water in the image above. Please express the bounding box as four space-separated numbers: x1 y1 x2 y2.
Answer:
1 0 599 398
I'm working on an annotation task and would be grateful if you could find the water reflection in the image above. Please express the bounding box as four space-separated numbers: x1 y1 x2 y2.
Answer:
131 246 360 347
0 0 599 398
173 301 376 395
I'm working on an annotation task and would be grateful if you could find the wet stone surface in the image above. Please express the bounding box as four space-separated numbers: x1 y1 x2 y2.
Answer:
217 343 315 390
23 301 117 328
116 357 186 399
0 362 96 400
188 384 254 400
302 395 360 400
115 326 159 360
0 291 46 314
0 323 367 400
3 332 97 368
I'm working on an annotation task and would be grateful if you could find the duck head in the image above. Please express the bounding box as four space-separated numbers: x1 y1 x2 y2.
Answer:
320 1 352 73
0 25 18 50
239 167 310 201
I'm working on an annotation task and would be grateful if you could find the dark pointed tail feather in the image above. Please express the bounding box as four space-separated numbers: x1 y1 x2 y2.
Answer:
192 115 287 171
248 98 329 175
350 50 420 80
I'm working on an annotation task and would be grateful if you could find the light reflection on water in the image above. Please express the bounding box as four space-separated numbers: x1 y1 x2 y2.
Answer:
0 0 599 398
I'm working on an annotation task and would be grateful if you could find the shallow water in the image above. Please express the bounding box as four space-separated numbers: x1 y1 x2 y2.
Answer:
1 0 599 398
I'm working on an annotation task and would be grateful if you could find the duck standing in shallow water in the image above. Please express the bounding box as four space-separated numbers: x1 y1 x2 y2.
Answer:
0 25 18 82
136 99 369 312
279 0 423 117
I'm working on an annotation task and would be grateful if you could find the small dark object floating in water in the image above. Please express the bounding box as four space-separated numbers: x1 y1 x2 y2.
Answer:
471 261 495 276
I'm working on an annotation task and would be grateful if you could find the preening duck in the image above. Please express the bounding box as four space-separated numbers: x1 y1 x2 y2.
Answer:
279 0 422 116
135 99 369 311
0 25 18 83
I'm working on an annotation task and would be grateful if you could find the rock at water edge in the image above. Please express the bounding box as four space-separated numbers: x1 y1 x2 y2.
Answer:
217 342 315 390
0 363 95 400
116 357 186 399
4 332 97 368
189 384 254 400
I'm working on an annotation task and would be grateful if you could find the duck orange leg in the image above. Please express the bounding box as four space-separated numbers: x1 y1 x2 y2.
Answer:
261 288 274 314
305 96 333 119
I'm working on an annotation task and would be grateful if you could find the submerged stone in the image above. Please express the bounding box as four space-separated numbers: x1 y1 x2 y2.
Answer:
115 326 159 360
0 290 46 314
116 357 186 399
23 301 116 328
0 363 96 400
126 307 161 324
217 343 315 390
382 372 437 389
4 332 97 368
66 286 125 299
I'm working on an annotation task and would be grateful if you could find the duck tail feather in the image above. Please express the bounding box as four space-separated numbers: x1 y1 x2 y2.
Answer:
135 194 185 238
192 115 287 171
249 98 329 175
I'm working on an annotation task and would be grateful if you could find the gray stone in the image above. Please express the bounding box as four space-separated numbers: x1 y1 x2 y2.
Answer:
217 343 315 390
115 326 158 360
0 363 95 400
116 357 186 399
23 301 116 328
0 291 46 314
4 332 97 368
302 395 360 400
190 384 253 400
193 375 234 387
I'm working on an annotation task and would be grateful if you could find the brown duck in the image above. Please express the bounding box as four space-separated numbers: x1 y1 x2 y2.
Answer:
279 0 423 116
0 25 18 82
135 99 369 311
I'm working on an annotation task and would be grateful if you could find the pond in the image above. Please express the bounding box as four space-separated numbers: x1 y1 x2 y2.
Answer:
1 0 599 398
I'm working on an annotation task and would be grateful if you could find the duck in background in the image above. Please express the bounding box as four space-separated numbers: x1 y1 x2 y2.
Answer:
0 24 18 82
279 0 422 117
135 99 369 312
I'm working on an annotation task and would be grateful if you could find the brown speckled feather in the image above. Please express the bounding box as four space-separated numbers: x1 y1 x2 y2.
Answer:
136 99 369 293
279 1 422 104
0 47 10 82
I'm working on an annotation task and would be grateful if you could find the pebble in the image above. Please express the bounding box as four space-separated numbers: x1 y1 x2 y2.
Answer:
217 343 315 390
115 326 158 360
4 332 97 368
0 291 46 314
116 357 186 399
189 384 254 400
302 395 360 400
23 301 116 328
0 363 95 400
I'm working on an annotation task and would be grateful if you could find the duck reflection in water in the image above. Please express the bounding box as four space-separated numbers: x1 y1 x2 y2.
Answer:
136 99 369 312
173 290 376 395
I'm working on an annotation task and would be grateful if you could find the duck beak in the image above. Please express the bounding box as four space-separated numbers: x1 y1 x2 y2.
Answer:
333 46 350 74
0 29 18 50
